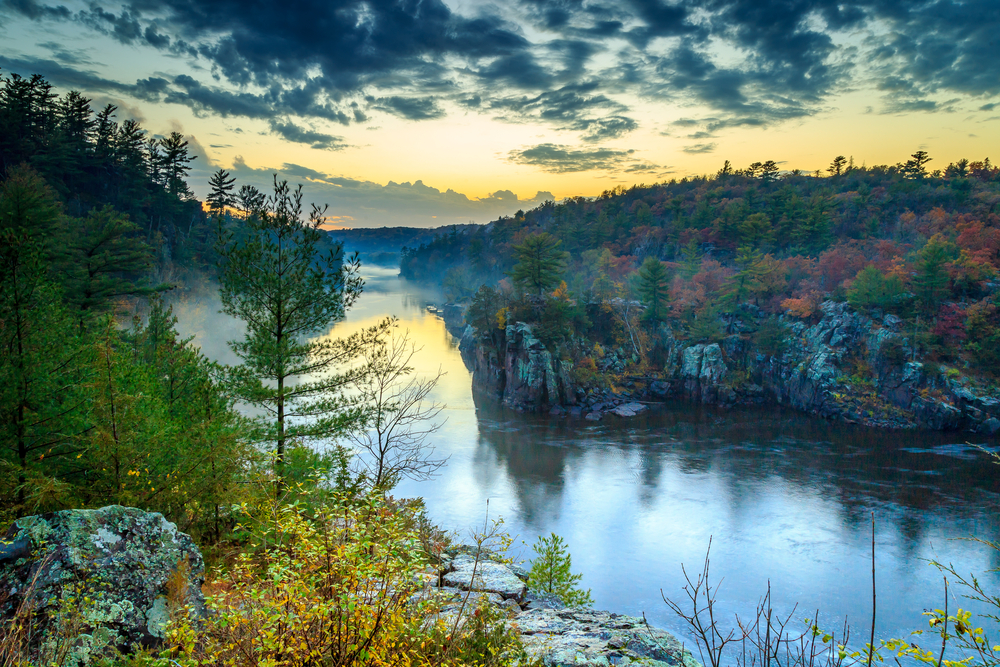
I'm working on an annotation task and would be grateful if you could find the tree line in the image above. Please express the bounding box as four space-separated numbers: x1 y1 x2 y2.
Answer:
405 150 1000 379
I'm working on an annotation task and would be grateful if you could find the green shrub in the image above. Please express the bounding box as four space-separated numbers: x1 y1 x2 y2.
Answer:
527 533 593 607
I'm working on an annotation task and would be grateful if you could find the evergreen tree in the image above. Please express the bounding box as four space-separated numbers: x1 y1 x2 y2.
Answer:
207 169 236 213
215 176 371 489
58 205 162 322
688 303 725 343
914 234 955 313
0 231 89 510
847 265 908 314
638 256 670 323
527 533 593 607
511 232 568 295
159 132 194 198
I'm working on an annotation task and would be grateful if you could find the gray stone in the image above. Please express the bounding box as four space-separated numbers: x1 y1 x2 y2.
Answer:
680 345 705 378
585 411 603 421
611 402 649 417
0 506 205 662
980 418 1000 434
514 608 698 667
442 554 527 600
650 381 670 397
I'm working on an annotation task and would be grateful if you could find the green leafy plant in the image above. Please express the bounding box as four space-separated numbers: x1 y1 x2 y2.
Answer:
527 533 593 607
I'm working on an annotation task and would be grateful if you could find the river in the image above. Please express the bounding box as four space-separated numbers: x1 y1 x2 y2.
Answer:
178 264 1000 653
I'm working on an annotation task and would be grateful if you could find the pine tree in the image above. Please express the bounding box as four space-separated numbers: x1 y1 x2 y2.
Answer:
58 205 162 323
511 232 568 295
638 256 670 323
215 176 373 489
207 169 236 213
159 131 193 197
914 234 955 313
527 533 593 607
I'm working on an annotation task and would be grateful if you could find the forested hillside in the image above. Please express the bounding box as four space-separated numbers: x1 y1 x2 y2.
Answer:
403 153 1000 380
0 70 211 267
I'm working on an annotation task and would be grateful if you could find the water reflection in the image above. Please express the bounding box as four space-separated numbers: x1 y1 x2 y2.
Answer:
178 265 1000 648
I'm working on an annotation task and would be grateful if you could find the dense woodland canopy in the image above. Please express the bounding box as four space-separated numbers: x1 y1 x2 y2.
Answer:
402 152 1000 376
0 71 253 536
0 69 212 267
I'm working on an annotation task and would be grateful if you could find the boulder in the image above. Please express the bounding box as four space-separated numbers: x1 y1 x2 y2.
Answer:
442 554 527 601
0 505 205 662
514 608 698 667
611 402 649 417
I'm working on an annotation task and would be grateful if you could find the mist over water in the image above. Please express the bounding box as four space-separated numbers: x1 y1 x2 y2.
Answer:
173 264 1000 650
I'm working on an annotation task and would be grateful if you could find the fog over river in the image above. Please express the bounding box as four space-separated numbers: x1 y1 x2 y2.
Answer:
175 264 1000 650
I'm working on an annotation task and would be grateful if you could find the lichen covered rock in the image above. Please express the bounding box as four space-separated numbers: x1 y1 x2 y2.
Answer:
0 505 205 662
514 607 699 667
442 554 527 600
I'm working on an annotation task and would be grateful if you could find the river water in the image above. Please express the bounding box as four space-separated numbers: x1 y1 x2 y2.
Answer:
180 264 1000 653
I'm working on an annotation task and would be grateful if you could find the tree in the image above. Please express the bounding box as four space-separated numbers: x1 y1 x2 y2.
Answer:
914 234 956 313
902 150 932 179
688 303 725 343
207 169 236 213
828 155 847 176
638 257 670 323
759 160 780 183
511 232 568 295
0 230 89 510
58 205 162 323
527 533 593 607
235 184 266 218
753 317 790 357
159 131 194 197
215 176 370 489
345 327 447 491
847 265 908 314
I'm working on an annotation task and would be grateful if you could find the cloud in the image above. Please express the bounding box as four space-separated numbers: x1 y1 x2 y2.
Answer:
682 142 717 154
267 121 347 150
507 143 646 173
5 0 999 142
366 96 446 121
212 158 556 227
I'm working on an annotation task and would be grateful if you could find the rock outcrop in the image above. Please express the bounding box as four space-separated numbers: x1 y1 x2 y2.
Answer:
414 546 699 667
463 322 576 412
461 301 1000 431
516 608 697 667
0 505 205 662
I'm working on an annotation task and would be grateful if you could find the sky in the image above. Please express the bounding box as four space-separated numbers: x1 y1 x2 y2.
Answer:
2 0 999 227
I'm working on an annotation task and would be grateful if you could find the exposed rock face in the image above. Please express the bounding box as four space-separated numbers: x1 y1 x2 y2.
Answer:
464 322 576 412
417 546 699 667
442 554 528 600
515 608 697 667
461 301 1000 431
0 505 205 662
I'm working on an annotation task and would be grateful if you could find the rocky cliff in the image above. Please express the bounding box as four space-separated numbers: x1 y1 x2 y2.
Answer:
461 301 1000 433
461 321 577 412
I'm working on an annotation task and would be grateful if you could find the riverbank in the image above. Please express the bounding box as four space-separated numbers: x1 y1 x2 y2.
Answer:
447 299 1000 433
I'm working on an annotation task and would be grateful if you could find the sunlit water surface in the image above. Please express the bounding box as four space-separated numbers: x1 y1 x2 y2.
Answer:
177 265 1000 651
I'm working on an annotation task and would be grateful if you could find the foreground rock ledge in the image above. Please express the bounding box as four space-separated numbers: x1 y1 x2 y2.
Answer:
0 505 205 662
426 547 700 667
515 607 698 667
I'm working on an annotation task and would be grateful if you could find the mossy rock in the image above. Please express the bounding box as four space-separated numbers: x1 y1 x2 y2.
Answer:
0 505 205 663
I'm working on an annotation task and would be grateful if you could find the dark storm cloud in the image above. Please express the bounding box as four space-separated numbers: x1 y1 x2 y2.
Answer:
507 143 644 173
366 96 446 121
486 83 637 141
4 0 999 139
